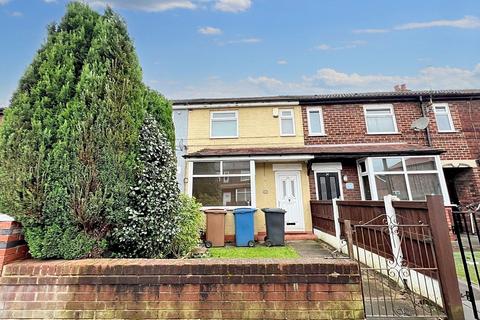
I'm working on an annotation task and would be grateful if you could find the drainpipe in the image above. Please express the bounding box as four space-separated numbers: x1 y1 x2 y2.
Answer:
419 96 432 147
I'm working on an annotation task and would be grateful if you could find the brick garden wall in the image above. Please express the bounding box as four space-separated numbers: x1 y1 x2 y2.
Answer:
0 258 363 320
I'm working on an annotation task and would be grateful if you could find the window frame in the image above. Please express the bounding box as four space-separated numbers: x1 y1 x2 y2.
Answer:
188 159 256 210
363 104 399 134
432 103 455 133
306 106 326 136
356 155 450 205
210 110 239 139
279 108 296 136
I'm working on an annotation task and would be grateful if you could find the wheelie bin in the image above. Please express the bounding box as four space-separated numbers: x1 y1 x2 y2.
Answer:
233 208 256 247
203 209 227 248
261 208 286 246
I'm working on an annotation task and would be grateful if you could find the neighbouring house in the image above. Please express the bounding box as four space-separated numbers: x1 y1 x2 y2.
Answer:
172 89 480 240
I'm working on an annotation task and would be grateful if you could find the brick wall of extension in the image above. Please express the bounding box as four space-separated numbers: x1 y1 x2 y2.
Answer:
0 259 364 320
302 100 480 205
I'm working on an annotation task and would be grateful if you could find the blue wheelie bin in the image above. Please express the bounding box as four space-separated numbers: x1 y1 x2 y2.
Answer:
233 208 256 247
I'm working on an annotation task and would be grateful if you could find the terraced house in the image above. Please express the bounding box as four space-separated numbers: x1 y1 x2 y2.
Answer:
173 89 480 239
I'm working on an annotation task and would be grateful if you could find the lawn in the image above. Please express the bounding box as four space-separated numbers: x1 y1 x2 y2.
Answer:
208 245 300 259
454 251 480 284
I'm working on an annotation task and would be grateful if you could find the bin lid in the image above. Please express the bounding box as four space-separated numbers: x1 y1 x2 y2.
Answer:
233 207 257 214
261 208 286 214
203 208 227 214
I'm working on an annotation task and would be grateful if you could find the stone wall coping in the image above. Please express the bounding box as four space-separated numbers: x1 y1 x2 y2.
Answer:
3 258 358 277
0 214 14 222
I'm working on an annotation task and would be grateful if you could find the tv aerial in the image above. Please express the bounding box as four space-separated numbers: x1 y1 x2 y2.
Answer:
410 117 429 131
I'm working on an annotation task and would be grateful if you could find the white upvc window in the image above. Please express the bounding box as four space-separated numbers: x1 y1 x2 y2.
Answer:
279 109 295 136
307 107 325 136
189 160 256 209
363 104 398 134
210 111 238 138
433 103 455 132
357 156 450 204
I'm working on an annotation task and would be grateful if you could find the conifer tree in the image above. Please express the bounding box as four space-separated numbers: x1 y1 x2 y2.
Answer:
113 115 179 258
0 3 176 259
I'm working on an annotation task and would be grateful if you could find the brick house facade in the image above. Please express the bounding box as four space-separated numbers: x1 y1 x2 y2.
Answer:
300 92 480 207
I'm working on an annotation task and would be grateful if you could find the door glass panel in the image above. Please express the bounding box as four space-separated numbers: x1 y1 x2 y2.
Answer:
291 180 295 197
319 176 327 200
329 176 338 199
362 176 372 200
282 180 287 198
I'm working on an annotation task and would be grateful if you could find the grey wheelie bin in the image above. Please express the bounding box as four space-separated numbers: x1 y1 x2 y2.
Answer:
261 208 286 246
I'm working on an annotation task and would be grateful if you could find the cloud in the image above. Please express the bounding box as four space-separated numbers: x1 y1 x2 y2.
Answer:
354 15 480 34
9 10 22 16
160 64 480 99
219 37 261 45
315 40 366 51
43 0 57 3
353 28 389 34
214 0 251 13
198 26 222 35
0 0 10 4
277 60 288 65
304 64 480 91
85 0 197 12
395 15 480 30
247 76 283 87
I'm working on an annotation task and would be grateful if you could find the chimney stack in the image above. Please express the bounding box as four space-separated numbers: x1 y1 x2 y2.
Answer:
394 84 409 92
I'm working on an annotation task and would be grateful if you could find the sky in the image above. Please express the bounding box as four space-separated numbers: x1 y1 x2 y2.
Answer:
0 0 479 105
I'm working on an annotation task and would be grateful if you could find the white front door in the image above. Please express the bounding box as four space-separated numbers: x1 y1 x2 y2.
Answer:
275 170 305 231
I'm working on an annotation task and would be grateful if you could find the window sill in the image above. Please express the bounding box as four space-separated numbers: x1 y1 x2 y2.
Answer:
280 134 296 137
308 133 327 137
437 130 458 134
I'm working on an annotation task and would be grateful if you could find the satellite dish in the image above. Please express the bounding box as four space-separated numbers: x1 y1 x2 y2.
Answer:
411 117 429 131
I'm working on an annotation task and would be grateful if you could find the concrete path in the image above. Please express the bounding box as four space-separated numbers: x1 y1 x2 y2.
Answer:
287 240 336 258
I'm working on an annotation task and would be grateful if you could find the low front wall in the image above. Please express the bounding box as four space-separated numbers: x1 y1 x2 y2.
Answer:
0 258 364 320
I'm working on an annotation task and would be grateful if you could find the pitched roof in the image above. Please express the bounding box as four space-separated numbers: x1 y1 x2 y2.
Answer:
185 143 443 159
172 89 480 107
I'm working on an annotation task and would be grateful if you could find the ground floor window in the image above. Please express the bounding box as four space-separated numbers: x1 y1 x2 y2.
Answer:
189 160 255 208
357 156 449 203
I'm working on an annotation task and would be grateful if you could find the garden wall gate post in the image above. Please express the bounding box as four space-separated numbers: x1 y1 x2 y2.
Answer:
427 195 464 320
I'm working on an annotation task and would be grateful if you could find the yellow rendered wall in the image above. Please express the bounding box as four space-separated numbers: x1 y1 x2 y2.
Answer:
187 106 305 152
223 162 312 236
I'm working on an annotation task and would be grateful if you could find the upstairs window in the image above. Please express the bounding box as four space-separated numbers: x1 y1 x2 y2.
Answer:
210 111 238 138
433 103 455 132
279 109 295 136
307 107 325 136
364 105 398 134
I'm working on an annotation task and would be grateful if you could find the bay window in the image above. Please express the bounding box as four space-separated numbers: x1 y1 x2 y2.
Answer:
190 160 255 208
358 156 449 203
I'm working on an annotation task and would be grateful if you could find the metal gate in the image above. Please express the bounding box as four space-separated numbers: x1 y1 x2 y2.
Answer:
452 202 480 319
348 213 446 318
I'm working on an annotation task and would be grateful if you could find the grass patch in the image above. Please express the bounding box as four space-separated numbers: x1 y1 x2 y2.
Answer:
454 251 480 284
208 245 300 259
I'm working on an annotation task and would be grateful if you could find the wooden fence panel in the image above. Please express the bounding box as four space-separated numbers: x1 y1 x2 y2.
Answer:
310 200 335 236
